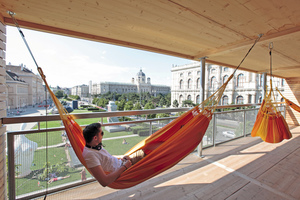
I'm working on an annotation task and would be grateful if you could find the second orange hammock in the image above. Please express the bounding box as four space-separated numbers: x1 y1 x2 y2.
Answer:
276 88 300 113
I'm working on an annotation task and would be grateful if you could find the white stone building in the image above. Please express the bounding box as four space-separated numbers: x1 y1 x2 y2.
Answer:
6 64 46 109
71 84 89 98
171 62 285 107
91 69 170 96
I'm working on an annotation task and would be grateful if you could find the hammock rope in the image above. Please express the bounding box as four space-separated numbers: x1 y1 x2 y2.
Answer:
251 43 292 143
10 12 262 189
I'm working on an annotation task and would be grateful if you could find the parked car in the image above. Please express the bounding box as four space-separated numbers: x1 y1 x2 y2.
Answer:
222 131 235 138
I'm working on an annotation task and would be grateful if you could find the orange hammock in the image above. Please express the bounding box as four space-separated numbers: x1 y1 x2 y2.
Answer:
38 65 234 189
276 88 300 113
251 80 292 143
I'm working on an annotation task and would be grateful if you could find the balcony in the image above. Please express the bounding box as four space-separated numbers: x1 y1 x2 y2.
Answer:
5 103 299 199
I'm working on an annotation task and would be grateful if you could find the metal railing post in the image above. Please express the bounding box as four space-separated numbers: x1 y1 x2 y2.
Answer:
149 121 153 135
7 133 16 200
213 113 216 147
243 110 246 137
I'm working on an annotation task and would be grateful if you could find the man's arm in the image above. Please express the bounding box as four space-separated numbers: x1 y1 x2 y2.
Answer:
89 160 131 187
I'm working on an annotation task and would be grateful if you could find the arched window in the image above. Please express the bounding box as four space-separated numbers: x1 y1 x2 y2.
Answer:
222 95 228 105
196 95 200 104
187 79 192 89
187 95 191 100
237 96 244 104
180 73 183 77
197 78 200 89
188 72 192 76
223 75 228 84
211 76 216 87
211 69 216 73
179 95 184 104
179 80 183 89
237 74 244 87
259 96 262 103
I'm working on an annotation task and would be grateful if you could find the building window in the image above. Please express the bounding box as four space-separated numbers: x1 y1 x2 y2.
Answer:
259 96 262 103
223 67 228 72
197 71 200 75
180 73 183 77
188 72 192 76
282 79 285 86
211 69 216 74
222 95 228 105
196 95 200 104
179 95 184 104
187 95 191 100
210 76 216 87
187 79 192 89
179 80 183 89
223 75 228 84
237 96 244 104
197 78 200 89
237 73 244 87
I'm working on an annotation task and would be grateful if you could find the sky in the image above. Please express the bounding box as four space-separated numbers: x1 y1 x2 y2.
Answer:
6 26 194 88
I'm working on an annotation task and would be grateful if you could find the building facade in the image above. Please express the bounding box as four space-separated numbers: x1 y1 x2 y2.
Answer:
6 64 46 109
91 69 170 96
71 84 89 97
171 62 285 107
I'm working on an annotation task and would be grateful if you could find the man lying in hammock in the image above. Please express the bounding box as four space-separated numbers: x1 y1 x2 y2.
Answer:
82 123 145 187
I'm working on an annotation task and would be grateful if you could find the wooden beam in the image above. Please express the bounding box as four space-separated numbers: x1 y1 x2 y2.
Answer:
195 26 300 59
4 17 195 60
257 65 300 73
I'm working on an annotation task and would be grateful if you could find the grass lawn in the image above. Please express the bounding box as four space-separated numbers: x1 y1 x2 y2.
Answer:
16 109 155 197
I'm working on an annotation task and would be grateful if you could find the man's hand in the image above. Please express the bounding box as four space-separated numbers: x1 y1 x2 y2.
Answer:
122 155 130 161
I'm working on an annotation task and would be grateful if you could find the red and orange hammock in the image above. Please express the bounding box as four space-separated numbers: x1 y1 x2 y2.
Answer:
251 82 292 143
38 65 234 188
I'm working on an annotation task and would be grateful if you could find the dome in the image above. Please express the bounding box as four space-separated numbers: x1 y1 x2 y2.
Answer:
137 69 145 77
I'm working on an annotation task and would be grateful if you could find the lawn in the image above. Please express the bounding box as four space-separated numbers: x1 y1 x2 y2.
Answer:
16 109 154 197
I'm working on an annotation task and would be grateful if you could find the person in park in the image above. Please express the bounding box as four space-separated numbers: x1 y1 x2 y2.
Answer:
82 123 145 187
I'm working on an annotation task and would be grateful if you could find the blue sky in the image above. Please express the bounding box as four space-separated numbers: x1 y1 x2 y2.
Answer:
6 26 193 88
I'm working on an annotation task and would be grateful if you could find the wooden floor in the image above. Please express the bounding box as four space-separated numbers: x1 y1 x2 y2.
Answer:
41 126 300 200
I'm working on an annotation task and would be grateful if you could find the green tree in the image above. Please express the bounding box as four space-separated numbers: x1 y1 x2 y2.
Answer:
182 100 195 107
124 101 134 110
97 98 109 108
173 99 179 108
116 99 126 111
133 102 142 110
55 90 64 98
144 102 156 118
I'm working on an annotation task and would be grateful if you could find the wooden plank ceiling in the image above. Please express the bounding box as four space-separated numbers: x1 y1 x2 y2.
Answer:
0 0 300 79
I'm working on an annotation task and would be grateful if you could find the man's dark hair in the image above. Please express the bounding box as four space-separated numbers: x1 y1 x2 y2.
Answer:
83 123 101 143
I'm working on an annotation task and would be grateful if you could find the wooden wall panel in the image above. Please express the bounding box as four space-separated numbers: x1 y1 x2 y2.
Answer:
284 78 300 125
0 20 6 200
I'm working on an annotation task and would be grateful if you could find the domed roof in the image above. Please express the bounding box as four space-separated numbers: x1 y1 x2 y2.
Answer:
137 69 145 77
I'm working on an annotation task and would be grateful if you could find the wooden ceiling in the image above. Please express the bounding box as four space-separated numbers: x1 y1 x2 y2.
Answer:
1 0 300 79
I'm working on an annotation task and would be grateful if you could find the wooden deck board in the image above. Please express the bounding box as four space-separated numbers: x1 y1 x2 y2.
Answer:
40 126 300 200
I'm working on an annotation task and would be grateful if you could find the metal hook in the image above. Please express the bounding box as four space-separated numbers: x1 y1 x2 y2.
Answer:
7 11 16 16
269 42 273 50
